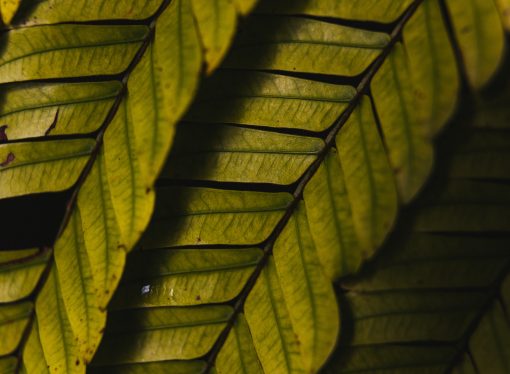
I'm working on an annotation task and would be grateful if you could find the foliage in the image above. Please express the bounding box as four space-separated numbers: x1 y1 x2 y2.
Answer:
0 0 21 25
324 81 510 373
0 0 508 373
0 0 257 371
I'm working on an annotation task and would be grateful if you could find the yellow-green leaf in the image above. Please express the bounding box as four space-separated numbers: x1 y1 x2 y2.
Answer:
447 0 505 88
141 187 292 247
0 302 32 356
163 123 324 184
0 0 259 371
404 0 459 136
3 0 508 372
233 0 258 15
21 320 50 374
244 259 305 374
36 269 81 373
192 0 237 73
0 139 94 199
186 71 356 131
54 210 106 362
325 91 510 373
495 0 510 29
91 0 508 372
273 205 338 372
371 43 435 202
0 82 121 140
91 360 207 374
255 0 413 24
110 248 262 309
0 356 17 374
0 250 49 303
0 25 148 83
216 314 264 374
93 306 232 364
0 0 21 24
224 17 389 76
335 96 398 259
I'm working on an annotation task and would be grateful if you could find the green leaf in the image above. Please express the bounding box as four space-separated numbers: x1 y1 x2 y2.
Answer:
90 0 509 372
94 306 232 364
0 356 17 374
244 258 307 373
110 247 263 309
191 0 237 73
0 302 31 356
0 0 21 25
216 314 264 374
495 0 510 29
21 319 50 374
184 71 356 131
324 82 510 373
164 123 324 184
0 249 48 303
0 0 258 371
453 275 510 373
272 206 339 371
446 0 505 88
255 0 414 24
91 360 207 374
0 139 94 199
36 269 81 373
233 0 258 15
223 16 390 76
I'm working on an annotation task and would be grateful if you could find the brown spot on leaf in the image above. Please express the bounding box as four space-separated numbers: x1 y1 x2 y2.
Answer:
45 109 59 136
195 295 201 301
461 26 471 34
0 125 8 142
0 152 15 167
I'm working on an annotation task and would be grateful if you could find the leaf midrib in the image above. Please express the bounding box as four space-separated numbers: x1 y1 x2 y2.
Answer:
106 317 230 336
203 0 428 370
195 94 354 103
122 260 260 281
10 0 173 366
0 150 92 171
0 91 119 119
232 40 388 51
0 38 147 70
158 205 289 218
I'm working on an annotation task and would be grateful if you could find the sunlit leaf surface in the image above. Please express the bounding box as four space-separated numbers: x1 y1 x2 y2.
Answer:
89 0 509 373
0 0 256 371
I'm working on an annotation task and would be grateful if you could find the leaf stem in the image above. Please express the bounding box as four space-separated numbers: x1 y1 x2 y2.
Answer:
203 0 426 371
12 1 173 371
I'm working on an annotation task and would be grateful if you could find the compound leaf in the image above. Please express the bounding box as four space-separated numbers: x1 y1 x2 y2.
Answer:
90 0 509 373
0 0 258 371
324 84 510 374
